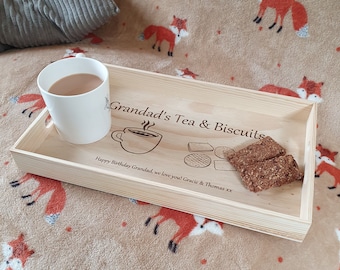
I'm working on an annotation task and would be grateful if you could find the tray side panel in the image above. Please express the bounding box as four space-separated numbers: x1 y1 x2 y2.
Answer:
11 108 52 153
300 103 317 220
11 150 310 242
107 64 314 121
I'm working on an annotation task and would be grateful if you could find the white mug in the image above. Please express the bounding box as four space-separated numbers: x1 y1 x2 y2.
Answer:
37 57 111 144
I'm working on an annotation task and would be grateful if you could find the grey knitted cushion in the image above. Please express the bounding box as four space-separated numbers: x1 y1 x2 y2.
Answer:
0 0 119 52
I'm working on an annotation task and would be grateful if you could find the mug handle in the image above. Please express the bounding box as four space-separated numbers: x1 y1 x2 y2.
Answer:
111 130 123 143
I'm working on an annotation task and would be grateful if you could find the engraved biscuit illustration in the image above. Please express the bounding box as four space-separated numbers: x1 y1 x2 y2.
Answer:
214 146 235 159
214 160 236 171
188 142 214 152
184 153 211 168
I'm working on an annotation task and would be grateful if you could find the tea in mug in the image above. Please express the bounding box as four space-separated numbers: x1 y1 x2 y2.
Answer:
49 73 103 96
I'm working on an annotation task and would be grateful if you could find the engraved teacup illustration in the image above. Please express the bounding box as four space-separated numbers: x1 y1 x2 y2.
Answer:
111 123 162 154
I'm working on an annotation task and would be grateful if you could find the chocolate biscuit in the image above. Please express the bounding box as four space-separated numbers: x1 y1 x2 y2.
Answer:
226 136 286 172
240 155 304 192
225 136 303 192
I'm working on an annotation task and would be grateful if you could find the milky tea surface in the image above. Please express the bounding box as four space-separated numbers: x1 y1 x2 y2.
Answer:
49 74 103 95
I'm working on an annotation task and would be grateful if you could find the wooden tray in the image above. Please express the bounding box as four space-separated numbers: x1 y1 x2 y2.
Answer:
11 64 317 241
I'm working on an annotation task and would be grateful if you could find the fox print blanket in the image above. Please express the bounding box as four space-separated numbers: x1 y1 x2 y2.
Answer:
1 0 340 269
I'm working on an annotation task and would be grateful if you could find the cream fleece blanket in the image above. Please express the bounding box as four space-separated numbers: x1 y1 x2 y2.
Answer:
1 0 340 269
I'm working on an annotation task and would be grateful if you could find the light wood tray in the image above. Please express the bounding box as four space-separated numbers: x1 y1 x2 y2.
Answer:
11 64 317 241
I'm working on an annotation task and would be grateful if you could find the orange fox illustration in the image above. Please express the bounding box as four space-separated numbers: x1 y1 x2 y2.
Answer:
175 68 198 79
315 161 340 196
315 144 338 167
315 144 340 196
13 94 46 118
1 233 34 270
141 15 188 56
63 47 86 58
145 207 223 253
254 0 308 37
84 33 103 44
10 173 66 224
259 76 323 103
